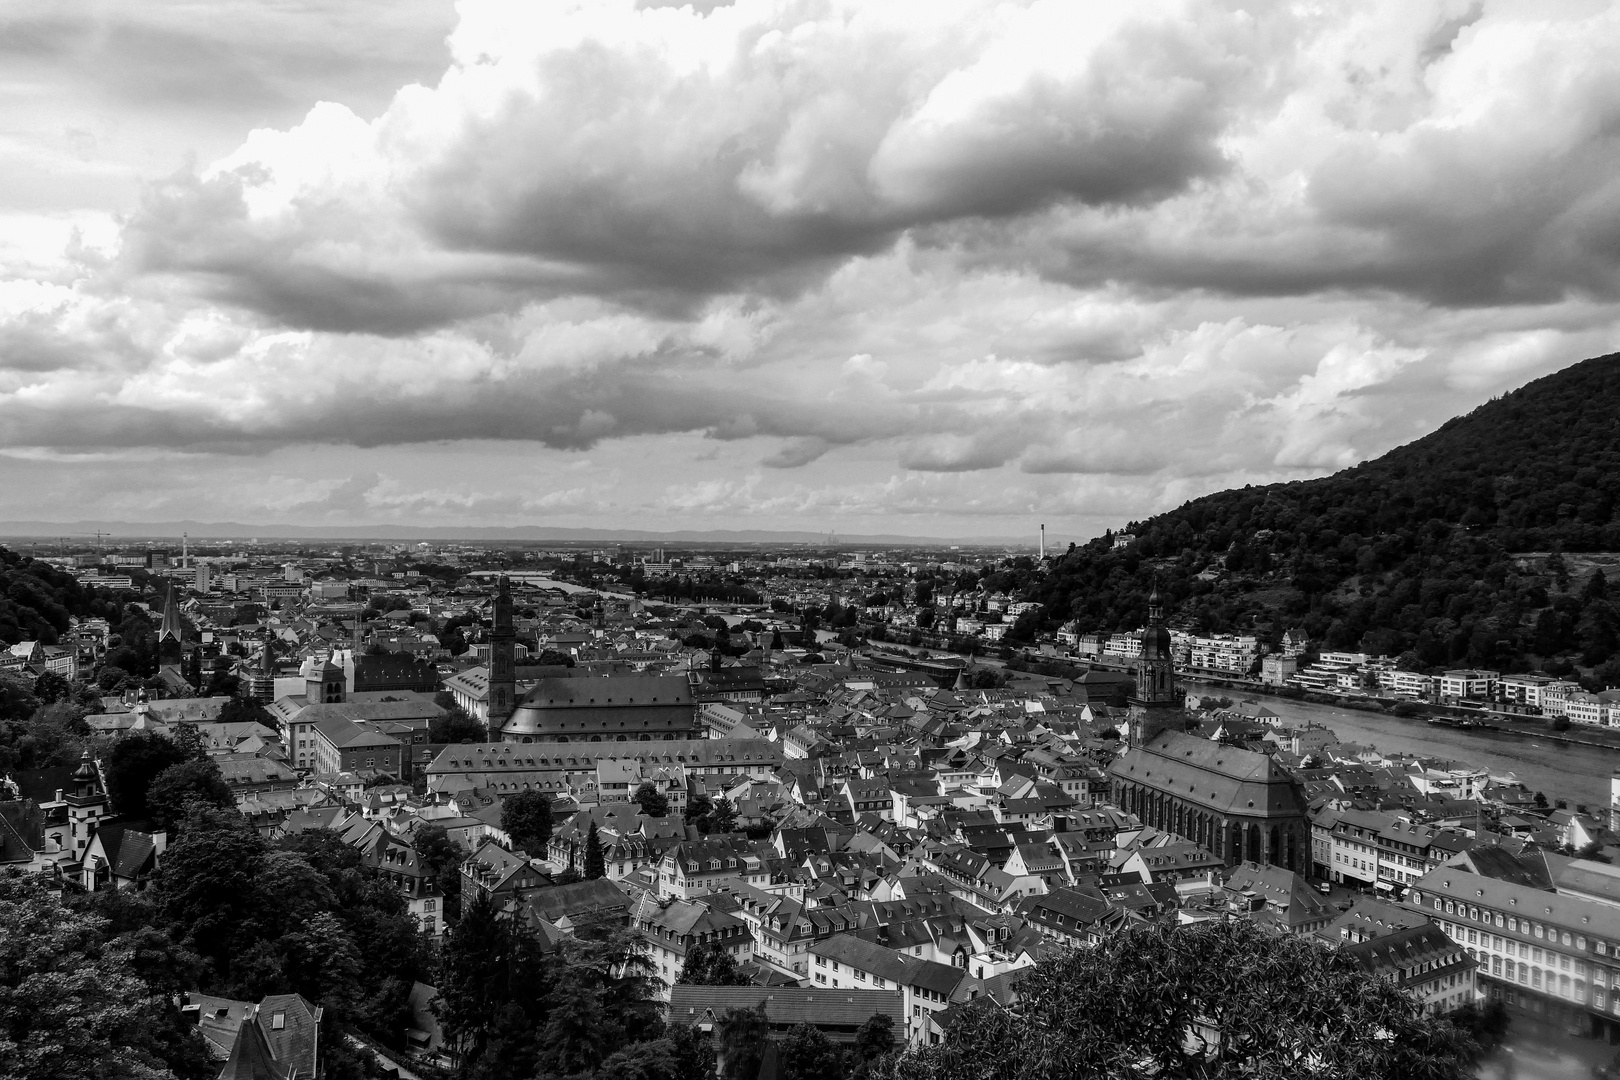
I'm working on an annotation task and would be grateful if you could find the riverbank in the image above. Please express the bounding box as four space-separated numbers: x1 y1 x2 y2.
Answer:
1188 689 1620 810
1186 675 1620 755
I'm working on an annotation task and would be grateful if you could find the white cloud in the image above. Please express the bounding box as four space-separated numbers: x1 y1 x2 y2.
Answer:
3 0 1620 534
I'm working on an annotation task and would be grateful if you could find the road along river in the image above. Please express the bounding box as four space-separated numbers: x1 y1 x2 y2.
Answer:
1186 683 1620 813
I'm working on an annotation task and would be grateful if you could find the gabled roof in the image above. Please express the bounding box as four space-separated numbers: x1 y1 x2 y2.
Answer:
808 933 965 996
89 823 158 879
1109 731 1305 817
217 1013 289 1080
667 986 905 1038
258 994 322 1079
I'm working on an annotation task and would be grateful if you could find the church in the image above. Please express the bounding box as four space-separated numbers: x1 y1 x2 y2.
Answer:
1106 589 1309 872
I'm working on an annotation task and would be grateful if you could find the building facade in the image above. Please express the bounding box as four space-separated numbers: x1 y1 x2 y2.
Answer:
1109 732 1309 872
501 674 700 743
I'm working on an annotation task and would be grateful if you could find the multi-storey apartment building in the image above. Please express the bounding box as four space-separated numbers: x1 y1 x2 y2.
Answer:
1407 864 1620 1036
1376 669 1433 698
809 934 966 1046
1185 634 1261 676
630 894 753 997
1438 669 1498 702
1339 923 1476 1014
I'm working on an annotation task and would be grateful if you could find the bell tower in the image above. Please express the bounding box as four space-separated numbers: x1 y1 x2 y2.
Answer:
488 575 516 738
1129 586 1181 741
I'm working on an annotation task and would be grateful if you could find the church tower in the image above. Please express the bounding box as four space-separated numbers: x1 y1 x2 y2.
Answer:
248 631 277 703
1128 587 1181 742
488 575 516 737
157 584 184 664
306 654 345 705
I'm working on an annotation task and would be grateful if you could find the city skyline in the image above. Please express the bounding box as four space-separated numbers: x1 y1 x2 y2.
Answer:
5 1 1620 539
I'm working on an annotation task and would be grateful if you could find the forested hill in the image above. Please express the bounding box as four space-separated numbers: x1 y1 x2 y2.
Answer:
1028 352 1620 683
0 550 131 646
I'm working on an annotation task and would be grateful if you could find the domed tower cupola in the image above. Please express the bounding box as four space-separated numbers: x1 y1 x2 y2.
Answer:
70 751 100 801
1140 587 1172 662
65 751 106 856
1129 580 1181 739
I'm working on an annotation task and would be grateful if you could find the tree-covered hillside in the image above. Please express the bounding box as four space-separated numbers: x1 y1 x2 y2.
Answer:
0 549 130 646
1028 353 1620 684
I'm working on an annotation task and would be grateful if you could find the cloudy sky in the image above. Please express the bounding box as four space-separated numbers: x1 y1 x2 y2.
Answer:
3 0 1619 540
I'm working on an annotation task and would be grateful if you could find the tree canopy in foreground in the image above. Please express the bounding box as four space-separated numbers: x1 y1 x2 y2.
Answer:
893 919 1481 1080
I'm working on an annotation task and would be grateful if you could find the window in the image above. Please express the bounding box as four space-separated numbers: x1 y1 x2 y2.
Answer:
271 1013 286 1030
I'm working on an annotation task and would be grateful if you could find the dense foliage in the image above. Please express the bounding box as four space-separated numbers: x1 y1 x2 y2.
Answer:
675 941 749 987
0 551 131 647
502 790 555 856
0 871 212 1080
1027 353 1620 681
158 809 430 1046
892 919 1481 1080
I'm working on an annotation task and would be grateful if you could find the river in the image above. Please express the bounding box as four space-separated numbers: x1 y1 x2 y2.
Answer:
1186 683 1620 813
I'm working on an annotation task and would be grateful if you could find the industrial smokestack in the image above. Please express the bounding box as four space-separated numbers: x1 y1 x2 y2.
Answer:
1039 524 1046 559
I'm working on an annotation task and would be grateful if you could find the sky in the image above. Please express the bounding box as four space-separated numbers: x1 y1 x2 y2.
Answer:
3 0 1620 542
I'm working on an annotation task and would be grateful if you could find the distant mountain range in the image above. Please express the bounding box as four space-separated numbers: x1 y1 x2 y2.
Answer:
0 519 1034 548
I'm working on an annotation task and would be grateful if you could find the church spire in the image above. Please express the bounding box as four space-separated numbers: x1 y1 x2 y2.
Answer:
157 584 183 645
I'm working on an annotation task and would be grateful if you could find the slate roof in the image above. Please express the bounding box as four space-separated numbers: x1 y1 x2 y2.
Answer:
0 801 44 864
1338 922 1474 987
90 823 158 880
217 1015 288 1080
522 877 632 924
808 933 966 997
1108 731 1306 817
520 674 693 707
258 994 322 1079
666 986 905 1039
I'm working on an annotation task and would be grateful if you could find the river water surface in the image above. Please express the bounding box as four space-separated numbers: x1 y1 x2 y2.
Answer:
1187 683 1620 813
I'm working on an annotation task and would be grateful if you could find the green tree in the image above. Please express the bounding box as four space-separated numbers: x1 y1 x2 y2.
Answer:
501 789 555 856
412 823 465 922
667 1022 718 1080
633 781 670 818
156 805 268 980
717 1003 770 1080
434 892 550 1069
600 1038 681 1080
685 793 712 825
852 1014 896 1079
30 670 72 705
704 796 738 835
0 870 209 1080
677 940 749 986
103 731 190 820
780 1022 847 1080
891 919 1480 1080
584 821 606 880
429 704 484 744
146 759 235 831
215 696 272 726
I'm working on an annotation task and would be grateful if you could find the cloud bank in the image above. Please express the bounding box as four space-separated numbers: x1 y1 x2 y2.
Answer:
3 0 1620 534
